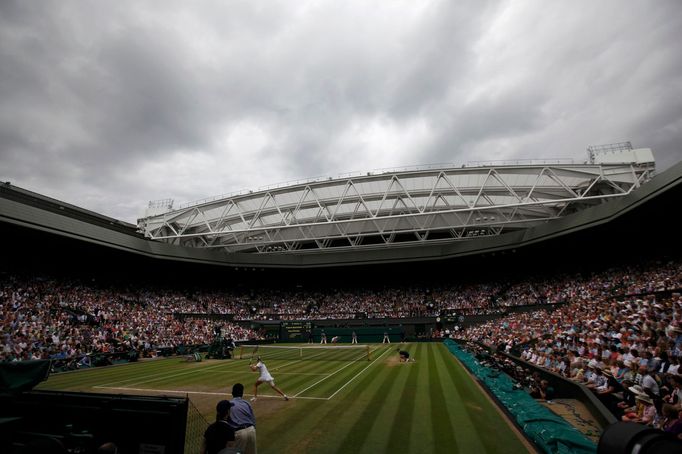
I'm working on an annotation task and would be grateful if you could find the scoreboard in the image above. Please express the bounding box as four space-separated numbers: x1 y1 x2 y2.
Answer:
446 315 464 324
280 321 312 341
437 313 464 324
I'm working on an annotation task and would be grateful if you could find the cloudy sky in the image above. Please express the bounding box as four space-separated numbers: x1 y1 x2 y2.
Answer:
1 1 681 222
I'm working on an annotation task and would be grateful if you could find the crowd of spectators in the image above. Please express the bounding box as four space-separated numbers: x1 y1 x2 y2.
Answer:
1 272 540 364
3 258 682 375
0 275 263 363
0 267 567 364
457 259 682 437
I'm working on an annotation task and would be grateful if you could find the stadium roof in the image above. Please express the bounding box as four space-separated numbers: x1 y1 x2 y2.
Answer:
1 146 680 268
138 146 656 252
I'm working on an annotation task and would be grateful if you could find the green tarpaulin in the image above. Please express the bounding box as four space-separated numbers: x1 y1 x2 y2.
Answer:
0 360 51 394
444 340 596 454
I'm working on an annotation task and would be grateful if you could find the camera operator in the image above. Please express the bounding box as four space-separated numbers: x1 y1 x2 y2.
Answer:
225 336 236 351
530 378 555 402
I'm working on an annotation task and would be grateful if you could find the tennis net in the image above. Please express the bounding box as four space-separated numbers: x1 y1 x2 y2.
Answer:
238 344 372 362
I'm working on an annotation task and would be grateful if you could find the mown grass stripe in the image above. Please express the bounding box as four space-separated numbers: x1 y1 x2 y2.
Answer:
334 349 409 454
437 344 488 452
386 343 421 453
280 359 367 397
100 361 236 387
258 347 392 452
37 361 180 390
439 344 529 453
261 351 390 452
428 343 458 453
37 344 529 453
325 347 393 400
256 350 394 446
40 359 170 384
293 360 360 397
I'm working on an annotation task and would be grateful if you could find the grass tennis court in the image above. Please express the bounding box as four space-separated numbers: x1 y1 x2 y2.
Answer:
37 343 531 453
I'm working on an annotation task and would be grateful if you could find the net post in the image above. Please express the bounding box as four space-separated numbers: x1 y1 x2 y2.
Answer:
239 345 243 360
366 345 371 361
300 347 303 359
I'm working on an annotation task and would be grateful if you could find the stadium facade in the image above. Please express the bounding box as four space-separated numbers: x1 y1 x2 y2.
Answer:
1 143 680 269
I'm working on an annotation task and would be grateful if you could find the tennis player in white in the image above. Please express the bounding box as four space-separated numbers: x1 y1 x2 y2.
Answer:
250 357 289 401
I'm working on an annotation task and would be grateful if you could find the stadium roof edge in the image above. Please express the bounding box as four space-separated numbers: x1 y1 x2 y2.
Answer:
1 159 681 268
0 182 138 233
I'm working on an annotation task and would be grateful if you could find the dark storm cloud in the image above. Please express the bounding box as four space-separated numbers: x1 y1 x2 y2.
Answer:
0 1 680 221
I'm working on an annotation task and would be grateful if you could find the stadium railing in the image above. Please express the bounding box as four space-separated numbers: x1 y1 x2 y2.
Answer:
495 347 618 429
456 339 616 429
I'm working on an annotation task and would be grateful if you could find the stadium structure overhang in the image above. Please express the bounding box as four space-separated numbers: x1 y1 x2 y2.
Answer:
1 149 680 268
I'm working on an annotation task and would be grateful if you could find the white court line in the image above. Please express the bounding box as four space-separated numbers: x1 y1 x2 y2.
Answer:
271 349 331 371
201 371 329 376
94 386 329 400
98 354 327 389
270 359 304 371
96 347 391 402
242 347 307 371
293 358 362 398
326 347 392 400
239 346 345 375
96 360 244 388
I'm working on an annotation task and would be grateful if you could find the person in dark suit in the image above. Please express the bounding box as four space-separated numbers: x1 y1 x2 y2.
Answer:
202 400 236 454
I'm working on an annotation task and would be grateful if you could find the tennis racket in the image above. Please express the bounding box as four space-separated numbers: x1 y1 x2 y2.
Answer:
248 346 260 365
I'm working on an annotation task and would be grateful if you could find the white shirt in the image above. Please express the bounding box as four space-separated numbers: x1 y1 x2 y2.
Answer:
256 361 273 381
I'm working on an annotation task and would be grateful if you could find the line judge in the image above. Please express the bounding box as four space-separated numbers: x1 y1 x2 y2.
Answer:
227 383 257 454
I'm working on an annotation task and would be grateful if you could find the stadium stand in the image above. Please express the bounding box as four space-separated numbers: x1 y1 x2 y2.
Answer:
2 154 682 452
3 258 680 360
455 260 682 439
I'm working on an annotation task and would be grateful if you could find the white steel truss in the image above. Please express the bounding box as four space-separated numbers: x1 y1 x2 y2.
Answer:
138 161 655 254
